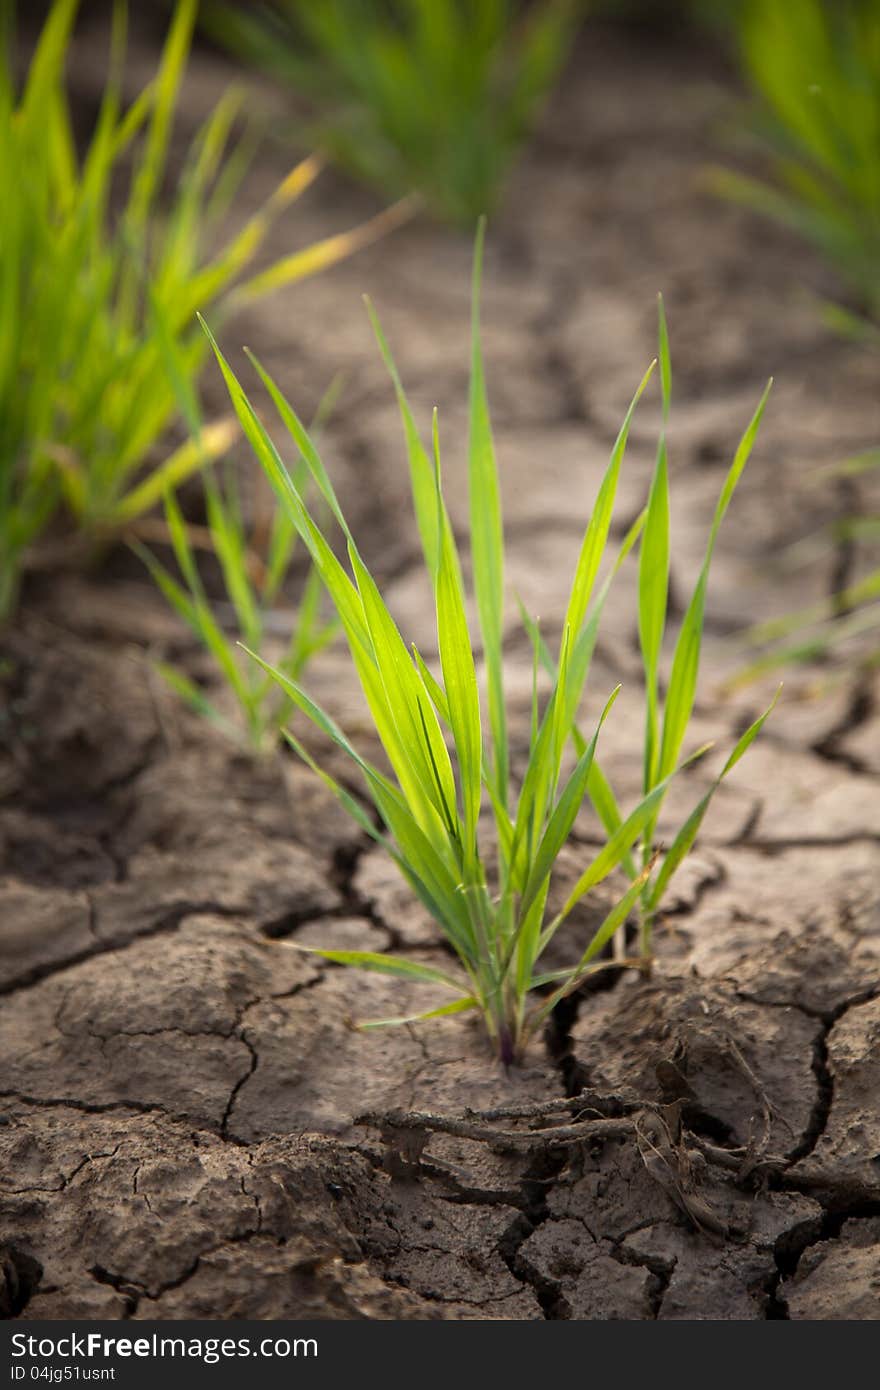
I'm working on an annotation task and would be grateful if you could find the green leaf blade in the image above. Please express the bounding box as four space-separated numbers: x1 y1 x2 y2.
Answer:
468 218 508 807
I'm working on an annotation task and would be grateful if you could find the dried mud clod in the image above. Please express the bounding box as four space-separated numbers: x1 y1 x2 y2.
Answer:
791 995 880 1204
357 1089 749 1229
1 1102 543 1321
781 1217 880 1320
570 973 821 1159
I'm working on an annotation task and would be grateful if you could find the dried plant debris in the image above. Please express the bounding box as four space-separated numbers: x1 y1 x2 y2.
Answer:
357 1083 789 1231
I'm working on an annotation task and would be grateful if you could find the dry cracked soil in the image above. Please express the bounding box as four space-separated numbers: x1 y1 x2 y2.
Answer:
1 16 879 1321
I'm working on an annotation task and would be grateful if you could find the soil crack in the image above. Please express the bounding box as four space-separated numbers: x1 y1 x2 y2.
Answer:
0 900 244 997
221 1034 259 1138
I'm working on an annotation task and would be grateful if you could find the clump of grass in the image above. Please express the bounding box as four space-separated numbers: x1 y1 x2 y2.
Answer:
204 0 577 225
705 0 879 683
201 225 776 1065
134 476 337 755
0 0 408 619
523 305 775 953
714 0 880 330
133 388 341 754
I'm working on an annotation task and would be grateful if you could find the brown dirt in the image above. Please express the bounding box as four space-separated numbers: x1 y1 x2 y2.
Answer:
2 19 879 1320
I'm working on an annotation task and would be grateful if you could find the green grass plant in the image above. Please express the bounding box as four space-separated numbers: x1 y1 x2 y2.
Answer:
0 0 407 619
519 302 776 955
715 0 880 328
199 224 776 1064
707 0 880 680
133 472 337 755
205 0 577 225
133 383 341 753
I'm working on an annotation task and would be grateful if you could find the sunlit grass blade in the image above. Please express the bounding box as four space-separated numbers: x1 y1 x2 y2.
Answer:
521 512 646 883
366 295 439 577
281 729 386 844
231 197 417 308
293 948 468 993
412 645 450 724
469 217 508 807
247 649 394 791
200 319 371 653
638 299 671 796
645 688 782 921
507 632 572 894
125 0 195 235
132 524 251 717
349 541 460 842
357 996 480 1030
658 379 772 781
560 361 656 648
518 685 620 922
250 649 476 955
19 0 78 129
528 866 654 1033
244 348 352 537
547 748 710 942
203 476 262 652
433 412 482 874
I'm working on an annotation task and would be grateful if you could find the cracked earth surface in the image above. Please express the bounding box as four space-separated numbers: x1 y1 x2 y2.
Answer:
2 19 879 1320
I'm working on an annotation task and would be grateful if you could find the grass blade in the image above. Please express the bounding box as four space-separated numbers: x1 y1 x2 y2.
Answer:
658 379 773 780
647 688 781 915
637 308 671 794
293 948 468 992
433 412 482 873
357 996 480 1030
469 217 508 806
519 685 620 921
366 296 439 577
